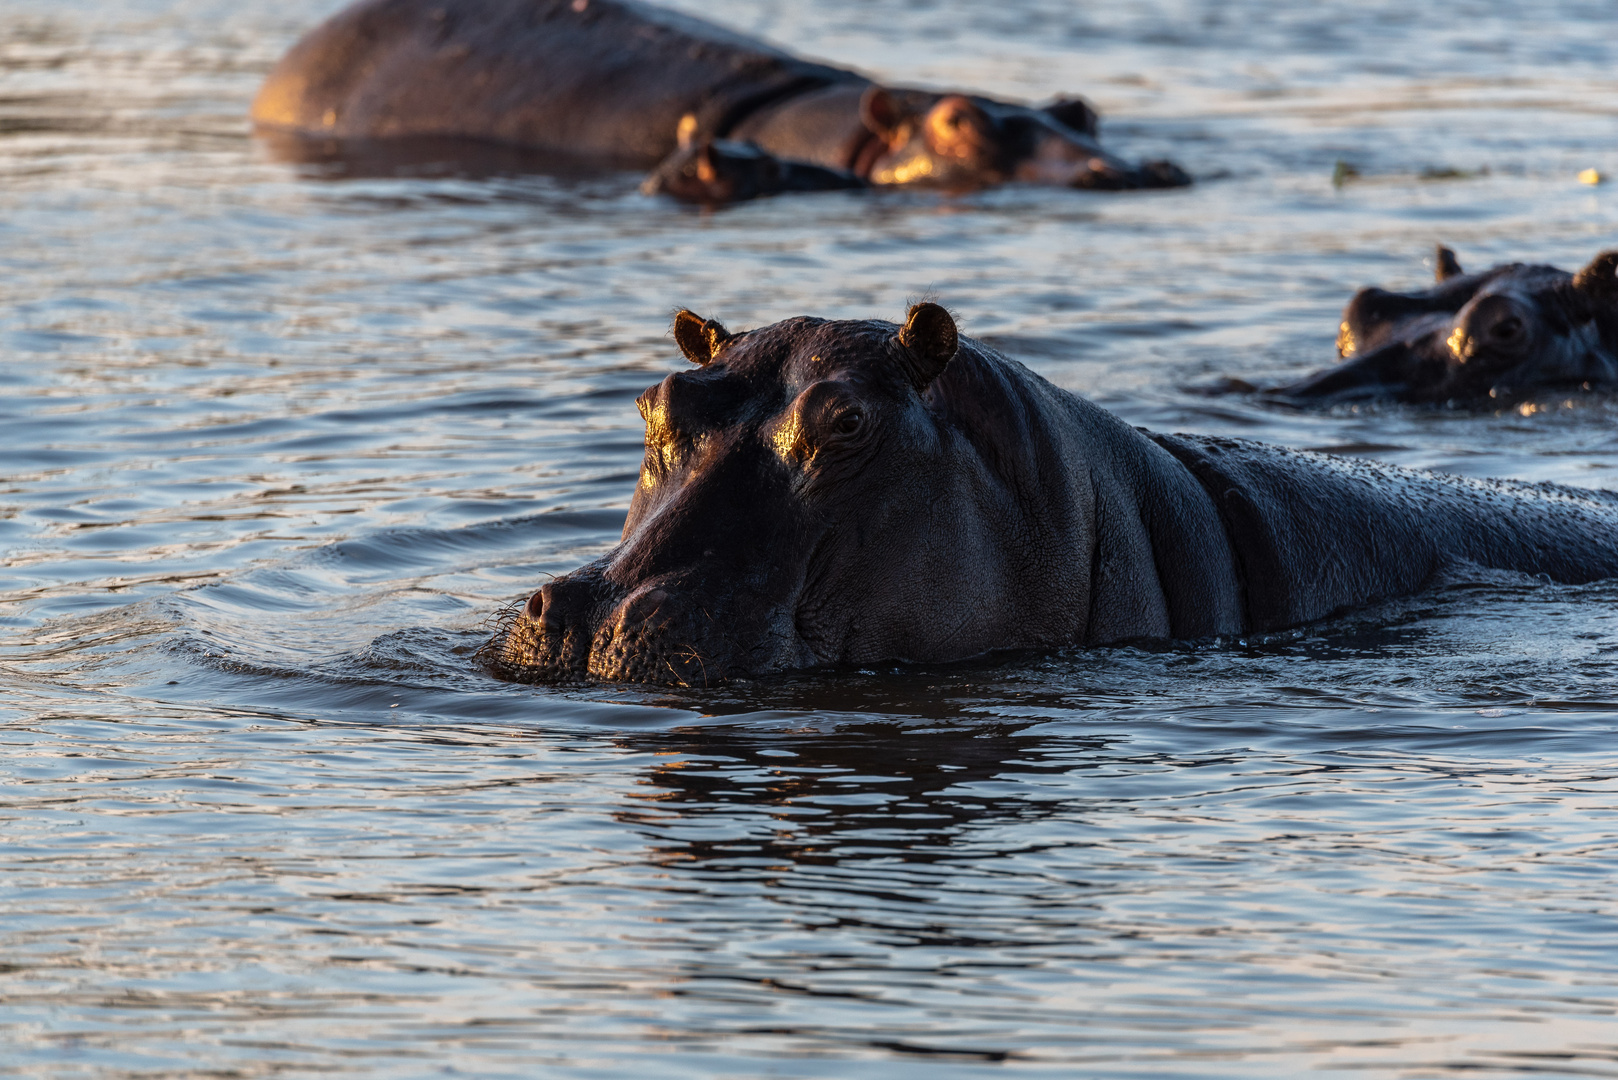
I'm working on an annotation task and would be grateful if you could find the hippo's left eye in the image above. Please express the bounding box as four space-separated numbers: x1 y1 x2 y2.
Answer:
832 409 864 436
1491 316 1524 342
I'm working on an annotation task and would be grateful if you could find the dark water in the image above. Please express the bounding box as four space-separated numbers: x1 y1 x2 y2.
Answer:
7 0 1618 1075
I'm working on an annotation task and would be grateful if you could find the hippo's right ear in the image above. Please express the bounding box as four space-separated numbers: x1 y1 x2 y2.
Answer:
895 302 959 391
859 86 906 142
1572 251 1618 310
1043 96 1099 138
672 309 733 365
1435 244 1464 282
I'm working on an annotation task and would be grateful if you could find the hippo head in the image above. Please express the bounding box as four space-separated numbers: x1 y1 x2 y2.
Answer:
1275 246 1618 405
641 123 863 204
856 87 1189 191
492 303 983 685
640 137 802 204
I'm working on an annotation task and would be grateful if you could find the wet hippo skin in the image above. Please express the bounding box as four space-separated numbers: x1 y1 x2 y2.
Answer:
487 304 1618 685
252 0 1189 199
1273 246 1618 405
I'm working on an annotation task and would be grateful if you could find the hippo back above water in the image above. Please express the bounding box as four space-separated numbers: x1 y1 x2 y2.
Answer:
252 0 1188 197
487 304 1618 686
1273 246 1618 406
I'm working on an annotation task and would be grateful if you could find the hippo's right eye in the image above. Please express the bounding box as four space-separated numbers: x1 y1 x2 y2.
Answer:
1491 316 1524 342
832 409 864 436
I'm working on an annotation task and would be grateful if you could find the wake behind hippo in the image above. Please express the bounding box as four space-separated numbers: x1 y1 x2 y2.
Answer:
252 0 1189 201
486 304 1618 686
1270 246 1618 406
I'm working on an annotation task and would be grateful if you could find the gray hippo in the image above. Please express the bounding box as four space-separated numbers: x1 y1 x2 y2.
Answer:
1272 246 1618 405
252 0 1189 200
486 304 1618 685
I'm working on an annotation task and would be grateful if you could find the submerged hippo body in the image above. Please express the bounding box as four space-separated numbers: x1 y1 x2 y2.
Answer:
252 0 1188 198
487 305 1618 685
1274 246 1618 405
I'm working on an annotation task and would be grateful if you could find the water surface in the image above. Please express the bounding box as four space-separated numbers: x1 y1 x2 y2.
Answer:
6 0 1618 1075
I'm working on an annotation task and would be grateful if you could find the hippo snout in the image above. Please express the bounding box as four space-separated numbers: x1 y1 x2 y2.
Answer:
500 574 743 686
1069 157 1193 191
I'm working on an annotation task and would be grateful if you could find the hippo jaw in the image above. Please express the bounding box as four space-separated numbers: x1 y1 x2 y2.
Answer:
490 305 965 686
1274 247 1618 405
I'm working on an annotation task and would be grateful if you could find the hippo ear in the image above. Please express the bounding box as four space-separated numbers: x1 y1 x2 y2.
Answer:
1043 96 1099 138
672 309 733 365
1435 244 1464 282
859 86 906 142
1572 250 1618 311
895 302 959 390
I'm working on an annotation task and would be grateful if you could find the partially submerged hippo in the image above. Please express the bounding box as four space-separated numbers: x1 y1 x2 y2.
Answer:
1273 246 1618 405
486 304 1618 685
252 0 1188 200
639 123 865 204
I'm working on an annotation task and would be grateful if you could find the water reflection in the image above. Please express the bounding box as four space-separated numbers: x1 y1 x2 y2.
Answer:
619 722 1099 870
11 0 1618 1074
255 129 650 186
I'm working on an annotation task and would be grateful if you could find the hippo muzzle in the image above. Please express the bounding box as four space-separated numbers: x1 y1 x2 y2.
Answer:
507 564 806 685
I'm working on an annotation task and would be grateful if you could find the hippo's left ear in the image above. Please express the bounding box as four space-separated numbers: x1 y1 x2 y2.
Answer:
895 302 959 391
672 309 733 365
1435 244 1464 282
1572 251 1618 310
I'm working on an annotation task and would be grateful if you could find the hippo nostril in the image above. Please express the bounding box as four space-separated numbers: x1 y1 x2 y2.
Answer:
525 580 597 634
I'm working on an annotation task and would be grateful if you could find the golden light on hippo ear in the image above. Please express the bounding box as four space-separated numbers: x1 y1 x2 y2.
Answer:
1435 244 1463 282
672 309 732 366
895 302 959 390
924 96 995 162
1572 250 1618 309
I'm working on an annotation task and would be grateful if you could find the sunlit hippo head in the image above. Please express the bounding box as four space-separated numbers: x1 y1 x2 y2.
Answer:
1274 246 1618 405
856 87 1189 191
493 304 981 685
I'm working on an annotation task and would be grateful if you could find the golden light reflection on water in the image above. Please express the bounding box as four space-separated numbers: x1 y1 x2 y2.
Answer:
10 0 1618 1076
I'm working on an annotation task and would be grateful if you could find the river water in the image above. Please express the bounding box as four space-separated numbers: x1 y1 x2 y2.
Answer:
6 0 1618 1076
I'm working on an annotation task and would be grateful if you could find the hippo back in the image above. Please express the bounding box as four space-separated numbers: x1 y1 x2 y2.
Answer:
1154 434 1618 630
926 344 1247 643
251 0 859 161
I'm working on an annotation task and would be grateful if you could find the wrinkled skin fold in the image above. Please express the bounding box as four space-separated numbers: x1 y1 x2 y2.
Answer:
252 0 1190 202
1272 245 1618 405
485 304 1618 686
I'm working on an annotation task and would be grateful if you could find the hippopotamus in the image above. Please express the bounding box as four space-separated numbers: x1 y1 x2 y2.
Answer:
639 124 865 204
252 0 1189 201
485 303 1618 685
1272 246 1618 405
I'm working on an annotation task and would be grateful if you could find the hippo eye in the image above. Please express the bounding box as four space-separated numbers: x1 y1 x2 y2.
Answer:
832 409 864 436
1491 316 1524 342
